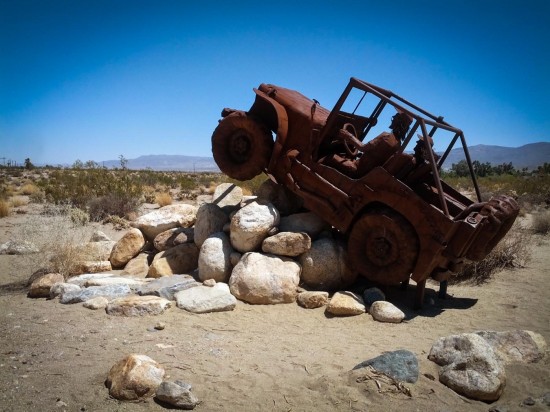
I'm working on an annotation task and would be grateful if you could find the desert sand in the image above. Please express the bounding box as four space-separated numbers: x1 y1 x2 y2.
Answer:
0 203 548 412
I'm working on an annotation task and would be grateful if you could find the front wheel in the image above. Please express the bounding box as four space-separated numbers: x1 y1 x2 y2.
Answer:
211 112 273 181
348 207 419 285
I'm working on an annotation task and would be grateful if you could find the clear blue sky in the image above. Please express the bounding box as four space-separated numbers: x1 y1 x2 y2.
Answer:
1 0 549 165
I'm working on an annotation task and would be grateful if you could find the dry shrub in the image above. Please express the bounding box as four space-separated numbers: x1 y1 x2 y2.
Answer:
20 183 39 195
0 200 9 217
531 210 550 235
9 196 28 207
15 205 97 277
88 193 141 221
102 214 131 230
449 223 532 285
155 192 172 207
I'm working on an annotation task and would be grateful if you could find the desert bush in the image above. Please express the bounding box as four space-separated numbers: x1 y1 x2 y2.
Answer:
155 192 172 206
29 190 46 204
88 193 141 221
69 207 90 226
9 196 28 207
14 206 97 277
531 210 550 235
20 183 39 195
0 200 9 217
102 214 131 230
449 223 532 285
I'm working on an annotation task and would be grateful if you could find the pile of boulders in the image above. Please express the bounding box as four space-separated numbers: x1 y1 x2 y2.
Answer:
27 180 405 321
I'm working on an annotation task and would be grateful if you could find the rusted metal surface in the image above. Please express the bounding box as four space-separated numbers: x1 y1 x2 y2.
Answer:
211 78 519 306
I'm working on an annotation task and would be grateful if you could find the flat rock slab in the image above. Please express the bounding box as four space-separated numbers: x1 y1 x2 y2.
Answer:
137 275 199 300
106 295 172 316
353 349 419 383
60 284 132 304
131 204 198 240
175 282 236 313
83 276 148 287
67 273 116 286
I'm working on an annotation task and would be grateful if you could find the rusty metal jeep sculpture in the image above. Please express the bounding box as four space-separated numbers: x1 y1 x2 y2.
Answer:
212 78 519 305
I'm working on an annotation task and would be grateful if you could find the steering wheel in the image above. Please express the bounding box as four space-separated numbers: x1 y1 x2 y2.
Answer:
337 123 359 157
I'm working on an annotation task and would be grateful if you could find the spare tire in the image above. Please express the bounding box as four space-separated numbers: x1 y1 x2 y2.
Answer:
212 112 273 181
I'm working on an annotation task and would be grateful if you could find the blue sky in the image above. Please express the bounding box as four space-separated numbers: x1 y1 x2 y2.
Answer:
1 0 549 165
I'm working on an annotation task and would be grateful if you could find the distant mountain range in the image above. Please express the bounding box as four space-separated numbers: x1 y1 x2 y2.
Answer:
442 142 550 170
101 154 220 172
101 142 549 172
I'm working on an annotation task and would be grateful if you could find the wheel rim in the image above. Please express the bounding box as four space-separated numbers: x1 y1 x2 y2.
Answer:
228 130 252 164
348 208 418 284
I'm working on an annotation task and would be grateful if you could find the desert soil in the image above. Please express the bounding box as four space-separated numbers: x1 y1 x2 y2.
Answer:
0 204 548 412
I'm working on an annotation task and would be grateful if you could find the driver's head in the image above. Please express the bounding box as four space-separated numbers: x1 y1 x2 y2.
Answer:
390 110 413 141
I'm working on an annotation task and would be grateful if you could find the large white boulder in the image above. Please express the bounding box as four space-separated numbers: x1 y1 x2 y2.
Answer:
299 238 356 291
229 252 301 304
109 228 146 268
193 203 229 247
198 232 234 282
230 202 280 253
428 333 506 402
131 204 198 240
261 232 311 257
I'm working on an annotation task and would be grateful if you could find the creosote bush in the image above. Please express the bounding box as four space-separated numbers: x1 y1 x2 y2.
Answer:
155 192 172 207
449 223 532 285
0 200 9 218
532 210 550 235
20 183 39 195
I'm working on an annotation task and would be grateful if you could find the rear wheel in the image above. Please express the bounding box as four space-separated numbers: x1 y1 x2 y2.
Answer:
348 207 419 285
212 112 273 180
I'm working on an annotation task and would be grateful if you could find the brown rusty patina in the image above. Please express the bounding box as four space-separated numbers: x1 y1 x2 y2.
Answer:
211 78 519 307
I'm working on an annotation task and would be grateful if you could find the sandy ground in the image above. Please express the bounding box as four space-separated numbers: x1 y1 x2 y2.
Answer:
0 203 549 412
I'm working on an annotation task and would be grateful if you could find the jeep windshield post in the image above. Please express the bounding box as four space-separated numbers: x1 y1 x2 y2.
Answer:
211 77 519 308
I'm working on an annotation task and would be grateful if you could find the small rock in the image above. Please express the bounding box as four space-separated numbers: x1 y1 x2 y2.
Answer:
198 232 233 282
155 380 200 409
541 392 550 406
363 287 385 306
297 291 329 309
106 354 165 401
262 232 311 257
154 322 166 331
369 301 405 323
28 273 64 298
50 282 81 299
521 397 536 406
90 230 111 242
154 227 195 251
326 291 365 316
83 296 109 310
229 252 242 266
77 261 112 273
203 279 216 287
